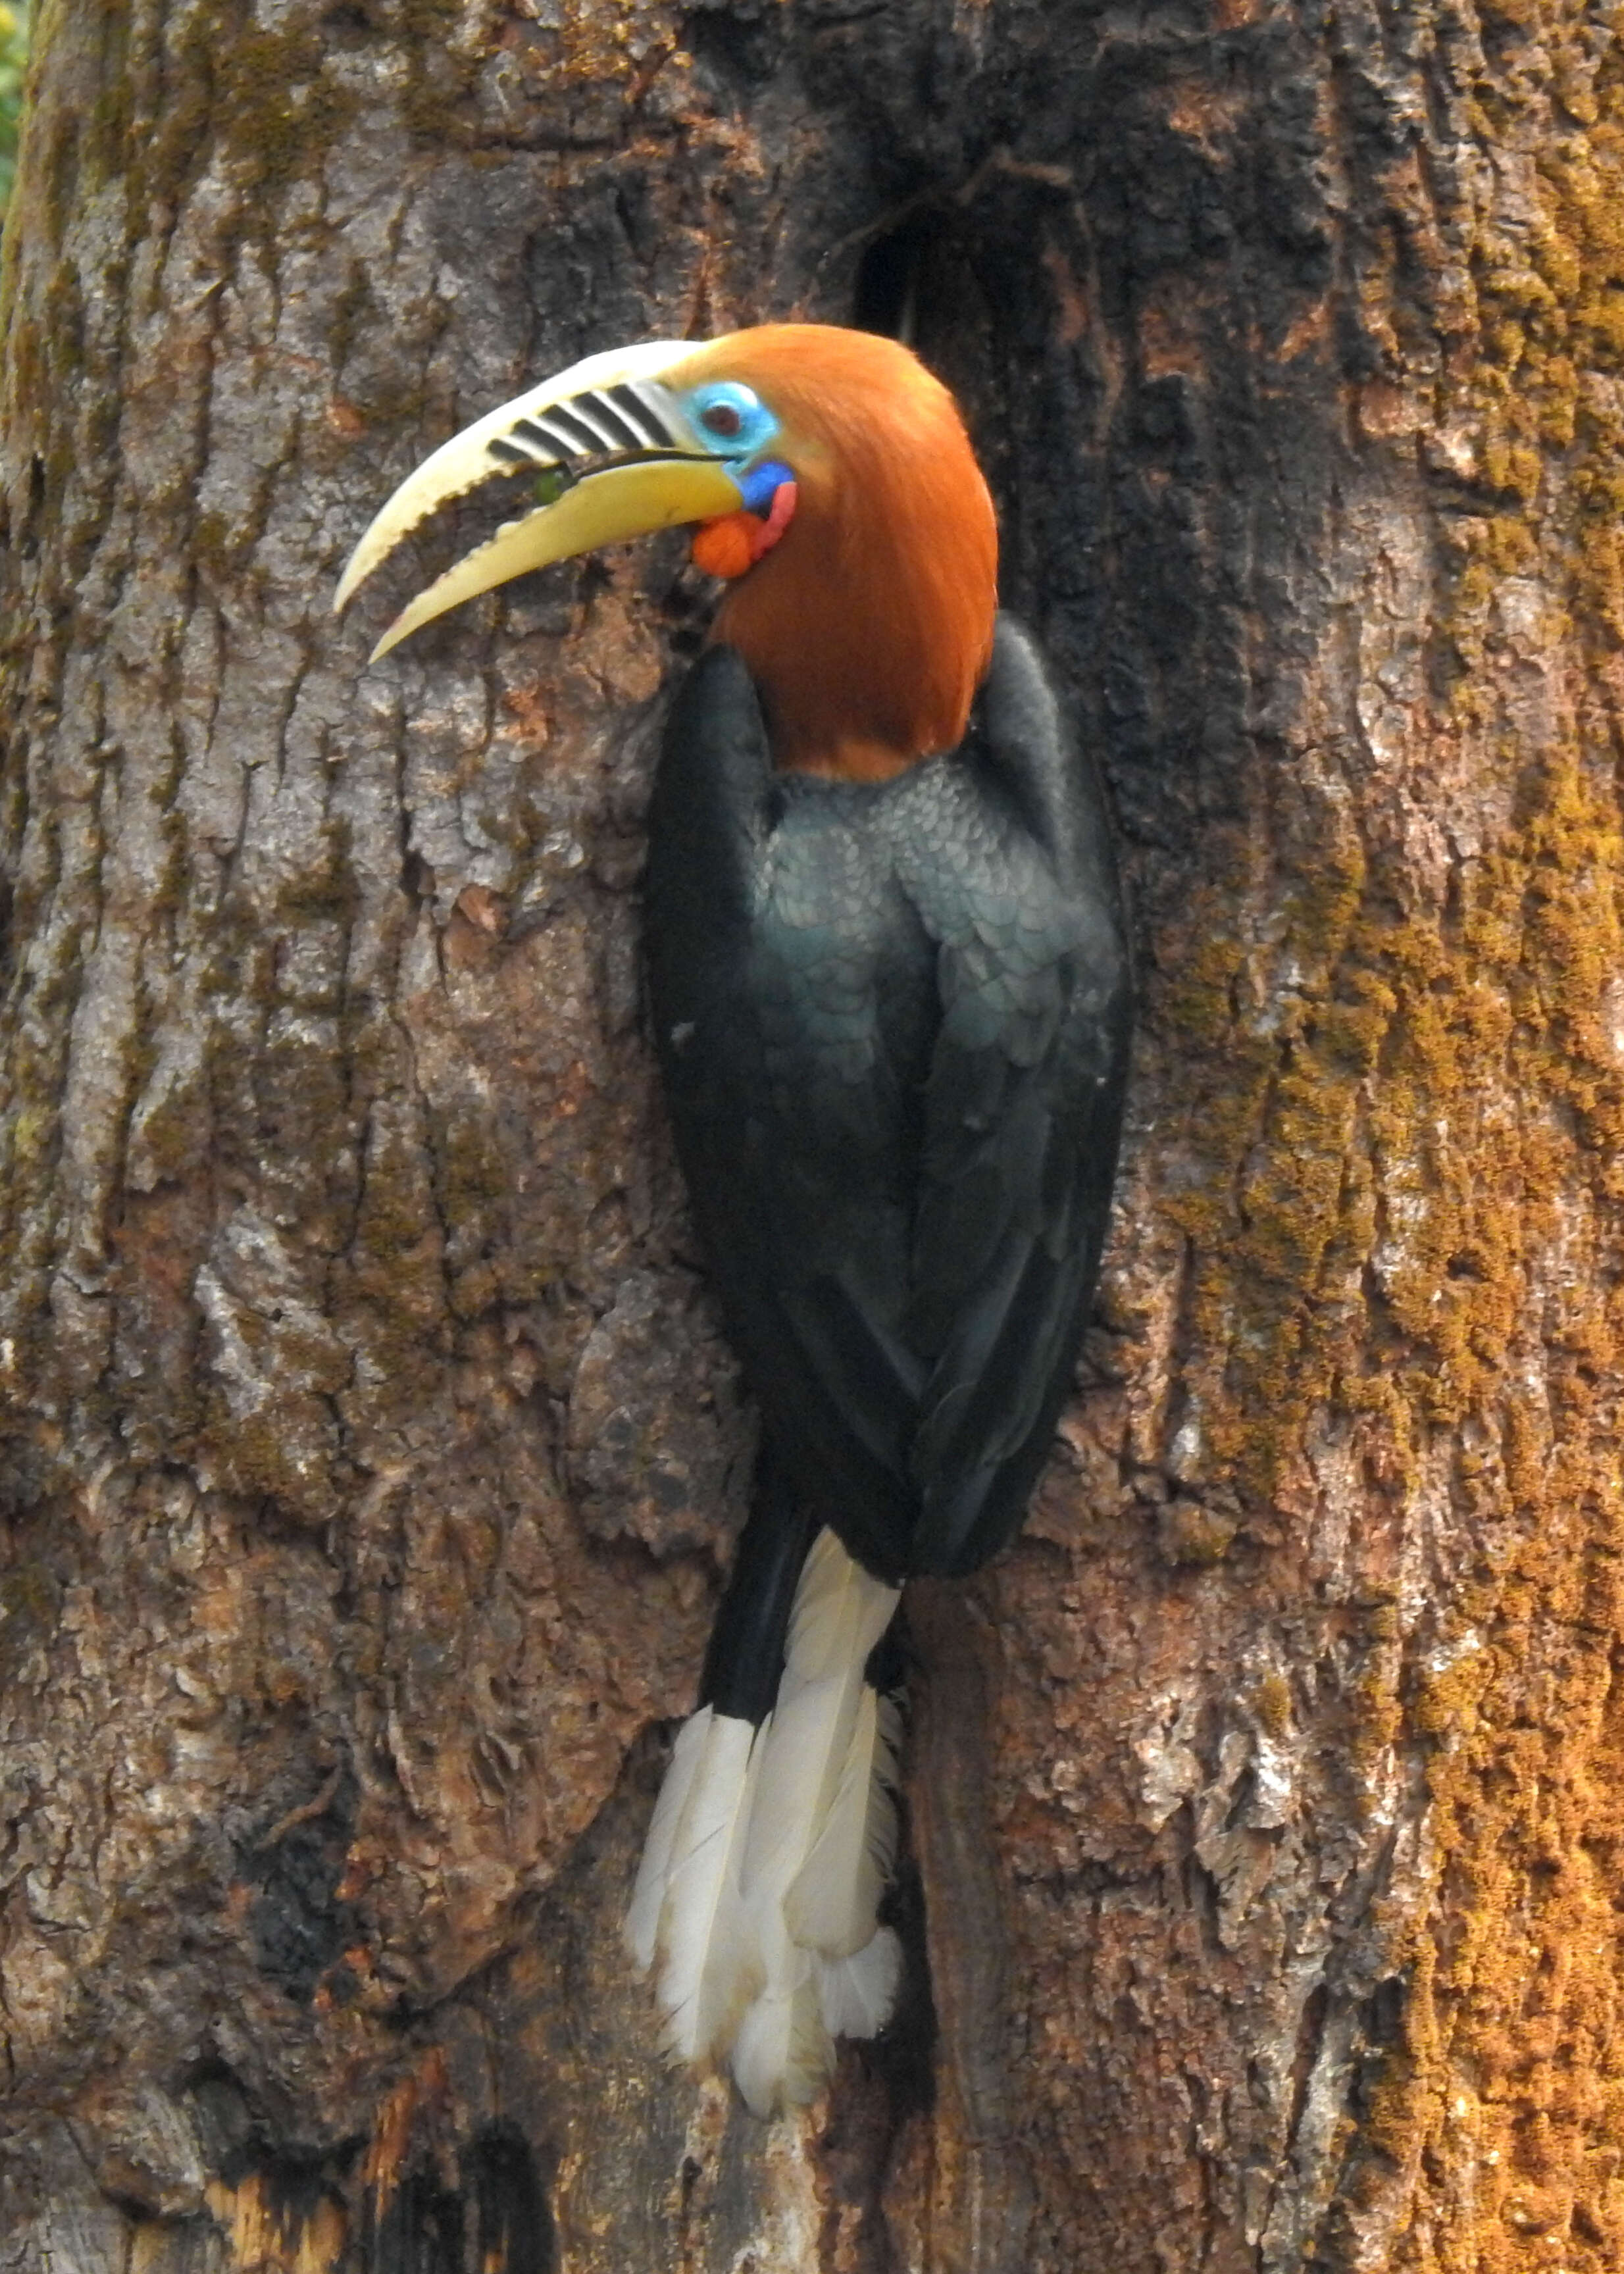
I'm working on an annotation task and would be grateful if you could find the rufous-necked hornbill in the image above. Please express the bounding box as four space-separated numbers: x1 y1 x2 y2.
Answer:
336 323 1131 2115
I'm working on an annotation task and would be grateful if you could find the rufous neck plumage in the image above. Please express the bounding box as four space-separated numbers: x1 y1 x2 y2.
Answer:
680 328 999 782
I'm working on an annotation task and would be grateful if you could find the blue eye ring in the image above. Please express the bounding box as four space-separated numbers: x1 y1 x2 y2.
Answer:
684 380 778 461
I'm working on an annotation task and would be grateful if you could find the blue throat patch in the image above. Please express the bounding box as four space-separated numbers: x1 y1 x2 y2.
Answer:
738 459 795 517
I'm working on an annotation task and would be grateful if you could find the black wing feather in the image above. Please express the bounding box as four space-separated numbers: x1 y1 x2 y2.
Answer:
644 619 1130 1583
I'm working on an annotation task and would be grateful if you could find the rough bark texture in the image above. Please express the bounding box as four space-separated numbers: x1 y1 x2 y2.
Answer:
3 0 1623 2266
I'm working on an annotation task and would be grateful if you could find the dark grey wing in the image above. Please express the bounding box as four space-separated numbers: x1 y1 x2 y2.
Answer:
644 648 936 1579
896 618 1132 1576
645 626 1131 1587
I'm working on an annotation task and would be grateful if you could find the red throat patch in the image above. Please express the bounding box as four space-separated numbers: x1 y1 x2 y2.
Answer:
692 479 798 580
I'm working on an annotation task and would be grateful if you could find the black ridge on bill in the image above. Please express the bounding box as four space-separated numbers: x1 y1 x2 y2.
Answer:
609 381 677 447
580 392 649 452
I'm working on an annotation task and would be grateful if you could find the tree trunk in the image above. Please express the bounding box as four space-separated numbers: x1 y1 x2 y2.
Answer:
3 0 1622 2266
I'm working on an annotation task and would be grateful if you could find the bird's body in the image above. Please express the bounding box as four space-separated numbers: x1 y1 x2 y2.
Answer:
336 321 1130 2115
647 624 1128 1582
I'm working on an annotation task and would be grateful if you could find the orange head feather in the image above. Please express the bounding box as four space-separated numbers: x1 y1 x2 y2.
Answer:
670 326 998 781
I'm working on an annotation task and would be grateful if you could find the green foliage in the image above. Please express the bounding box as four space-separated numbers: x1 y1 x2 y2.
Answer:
0 1 30 220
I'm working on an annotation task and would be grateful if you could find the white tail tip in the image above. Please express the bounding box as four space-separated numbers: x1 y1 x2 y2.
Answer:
625 1527 902 2113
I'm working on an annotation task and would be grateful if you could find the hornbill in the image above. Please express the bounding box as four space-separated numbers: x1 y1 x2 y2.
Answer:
336 323 1131 2114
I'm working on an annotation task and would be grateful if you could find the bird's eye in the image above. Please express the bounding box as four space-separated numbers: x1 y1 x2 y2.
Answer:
701 403 744 438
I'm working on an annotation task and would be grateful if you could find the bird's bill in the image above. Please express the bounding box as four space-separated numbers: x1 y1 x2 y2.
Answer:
332 337 736 659
357 455 741 660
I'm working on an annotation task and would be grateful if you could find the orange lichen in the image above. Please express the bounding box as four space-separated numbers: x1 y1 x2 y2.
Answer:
1141 1 1624 2257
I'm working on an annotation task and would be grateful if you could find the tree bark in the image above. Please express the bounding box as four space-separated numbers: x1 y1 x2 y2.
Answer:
3 0 1623 2266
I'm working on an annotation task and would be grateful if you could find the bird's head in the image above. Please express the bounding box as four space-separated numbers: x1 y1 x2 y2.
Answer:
335 324 998 780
